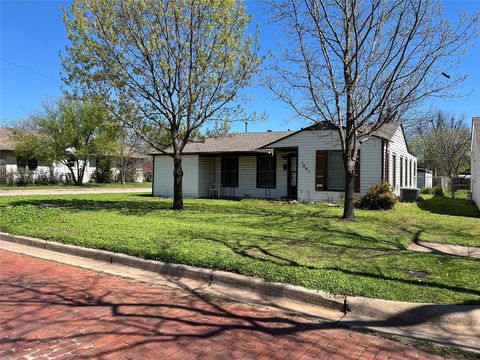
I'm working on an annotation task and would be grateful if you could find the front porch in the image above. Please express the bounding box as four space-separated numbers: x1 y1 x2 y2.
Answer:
198 149 298 200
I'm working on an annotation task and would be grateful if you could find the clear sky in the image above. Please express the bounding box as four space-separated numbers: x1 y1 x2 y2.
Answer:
1 0 479 132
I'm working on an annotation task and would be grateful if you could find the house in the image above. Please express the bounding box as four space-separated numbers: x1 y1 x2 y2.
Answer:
471 117 480 209
417 168 433 189
0 128 146 183
151 123 417 202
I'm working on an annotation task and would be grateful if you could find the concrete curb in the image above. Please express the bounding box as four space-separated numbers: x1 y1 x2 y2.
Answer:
0 232 346 312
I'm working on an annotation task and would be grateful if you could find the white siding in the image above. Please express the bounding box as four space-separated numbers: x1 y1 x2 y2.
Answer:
210 153 288 198
268 130 383 202
198 156 215 197
152 155 199 197
384 127 417 195
471 118 480 209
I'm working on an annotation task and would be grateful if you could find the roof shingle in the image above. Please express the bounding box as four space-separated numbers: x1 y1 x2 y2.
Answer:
158 131 293 155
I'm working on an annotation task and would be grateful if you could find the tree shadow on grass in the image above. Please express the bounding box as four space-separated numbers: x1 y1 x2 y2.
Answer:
417 195 480 218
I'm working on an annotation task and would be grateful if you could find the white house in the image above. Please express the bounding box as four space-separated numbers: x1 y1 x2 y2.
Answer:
151 123 417 202
0 128 145 184
471 117 480 209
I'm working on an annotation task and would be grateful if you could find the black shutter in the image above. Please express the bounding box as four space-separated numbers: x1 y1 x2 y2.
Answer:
315 151 328 191
354 150 361 192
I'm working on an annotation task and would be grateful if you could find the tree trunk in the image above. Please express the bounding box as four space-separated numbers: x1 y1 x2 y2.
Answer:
450 175 456 199
172 155 183 210
343 162 356 220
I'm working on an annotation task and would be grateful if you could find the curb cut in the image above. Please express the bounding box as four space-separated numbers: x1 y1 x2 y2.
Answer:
0 232 346 312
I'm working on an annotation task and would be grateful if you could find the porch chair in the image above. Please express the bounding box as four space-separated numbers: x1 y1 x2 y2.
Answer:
209 183 221 198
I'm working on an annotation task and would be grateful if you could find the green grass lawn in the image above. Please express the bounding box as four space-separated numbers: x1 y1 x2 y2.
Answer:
0 193 478 304
0 182 152 190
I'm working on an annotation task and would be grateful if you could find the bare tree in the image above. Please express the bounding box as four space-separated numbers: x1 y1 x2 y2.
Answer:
266 0 478 218
62 0 261 209
411 110 470 198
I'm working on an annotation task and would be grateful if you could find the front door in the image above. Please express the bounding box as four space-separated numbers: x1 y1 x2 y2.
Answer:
287 154 297 199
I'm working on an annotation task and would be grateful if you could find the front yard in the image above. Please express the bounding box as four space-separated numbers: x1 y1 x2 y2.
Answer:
0 193 478 304
0 182 152 190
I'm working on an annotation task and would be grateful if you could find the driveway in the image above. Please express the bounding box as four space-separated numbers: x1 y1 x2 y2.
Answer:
0 250 448 360
0 188 150 196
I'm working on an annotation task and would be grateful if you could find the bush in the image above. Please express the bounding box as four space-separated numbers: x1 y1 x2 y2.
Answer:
11 168 34 186
420 187 434 195
92 158 114 183
34 170 52 185
355 182 397 210
433 186 444 197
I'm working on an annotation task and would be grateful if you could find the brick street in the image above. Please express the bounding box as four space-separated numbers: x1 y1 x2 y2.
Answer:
0 250 448 359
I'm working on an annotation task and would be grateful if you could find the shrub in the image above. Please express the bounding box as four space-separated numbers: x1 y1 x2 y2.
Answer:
355 182 397 210
92 158 114 183
433 186 444 197
13 168 34 186
34 170 52 185
420 187 434 195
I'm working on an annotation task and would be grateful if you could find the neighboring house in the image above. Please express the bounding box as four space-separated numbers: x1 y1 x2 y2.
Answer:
471 117 480 209
151 123 417 202
0 128 146 183
417 168 433 189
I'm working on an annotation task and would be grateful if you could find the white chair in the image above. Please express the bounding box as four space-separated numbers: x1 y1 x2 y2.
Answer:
209 183 221 198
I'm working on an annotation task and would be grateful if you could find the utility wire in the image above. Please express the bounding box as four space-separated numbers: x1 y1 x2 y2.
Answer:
1 58 61 83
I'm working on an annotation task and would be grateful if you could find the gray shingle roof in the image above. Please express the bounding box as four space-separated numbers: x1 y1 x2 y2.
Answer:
0 128 16 151
158 131 293 155
369 123 401 141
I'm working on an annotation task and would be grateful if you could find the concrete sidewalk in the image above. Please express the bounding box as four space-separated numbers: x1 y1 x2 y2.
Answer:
1 239 479 354
0 187 150 196
408 241 480 260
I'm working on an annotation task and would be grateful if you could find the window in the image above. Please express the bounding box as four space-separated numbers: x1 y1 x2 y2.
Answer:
17 157 27 169
409 159 412 187
221 157 239 187
17 157 38 171
392 155 396 187
316 151 360 192
327 152 345 191
67 160 76 169
399 156 403 186
257 155 276 188
405 158 408 187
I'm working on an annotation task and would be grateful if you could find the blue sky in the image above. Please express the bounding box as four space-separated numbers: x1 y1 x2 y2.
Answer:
1 0 479 132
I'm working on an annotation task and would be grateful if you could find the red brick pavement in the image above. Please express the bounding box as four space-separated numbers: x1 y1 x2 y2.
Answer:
0 250 448 360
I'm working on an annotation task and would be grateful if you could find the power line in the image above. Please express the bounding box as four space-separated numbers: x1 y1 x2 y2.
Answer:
1 58 61 83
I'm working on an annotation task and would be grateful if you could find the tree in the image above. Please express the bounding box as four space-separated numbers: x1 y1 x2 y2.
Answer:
15 98 117 185
266 0 478 219
62 0 261 209
411 110 470 197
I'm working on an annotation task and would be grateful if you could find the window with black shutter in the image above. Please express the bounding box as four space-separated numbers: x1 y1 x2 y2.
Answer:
221 157 239 187
392 155 397 187
257 155 276 188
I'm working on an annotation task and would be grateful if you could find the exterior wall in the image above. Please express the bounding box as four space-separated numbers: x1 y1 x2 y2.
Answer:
472 119 480 209
152 155 199 197
384 127 418 195
267 130 383 202
210 152 289 199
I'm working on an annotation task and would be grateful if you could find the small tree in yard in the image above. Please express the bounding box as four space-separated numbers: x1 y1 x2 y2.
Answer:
62 0 261 209
267 0 478 219
411 110 470 198
15 98 117 185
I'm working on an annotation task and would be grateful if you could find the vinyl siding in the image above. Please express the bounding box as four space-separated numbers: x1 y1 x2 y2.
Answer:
384 127 417 195
471 119 480 208
152 155 199 197
267 130 382 202
211 153 288 198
